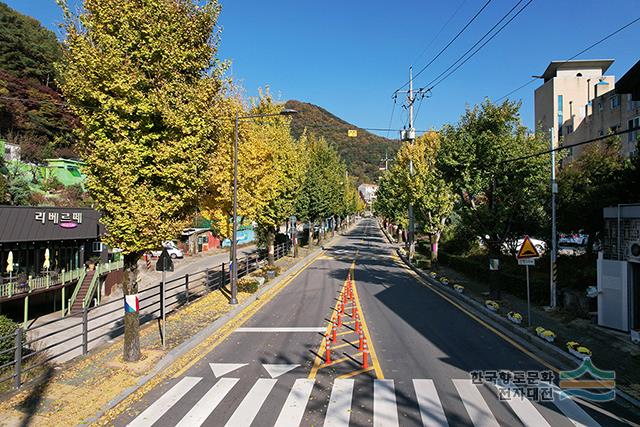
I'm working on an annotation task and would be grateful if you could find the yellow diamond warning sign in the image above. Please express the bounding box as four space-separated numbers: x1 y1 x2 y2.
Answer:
517 235 540 259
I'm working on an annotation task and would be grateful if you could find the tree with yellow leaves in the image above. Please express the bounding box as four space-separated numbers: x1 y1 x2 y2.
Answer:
57 0 227 361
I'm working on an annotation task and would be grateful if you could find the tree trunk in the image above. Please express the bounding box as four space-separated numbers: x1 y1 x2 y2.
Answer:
317 220 323 244
308 221 313 248
431 232 441 266
267 228 275 266
488 245 501 300
123 252 141 362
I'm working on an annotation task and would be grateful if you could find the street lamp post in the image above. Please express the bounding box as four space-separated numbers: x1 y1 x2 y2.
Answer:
230 108 298 305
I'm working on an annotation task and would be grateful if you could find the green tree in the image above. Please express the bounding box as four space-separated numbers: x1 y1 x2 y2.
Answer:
0 2 62 84
296 134 345 245
438 100 548 298
57 0 227 361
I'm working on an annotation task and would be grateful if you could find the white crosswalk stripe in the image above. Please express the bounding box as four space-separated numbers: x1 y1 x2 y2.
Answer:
374 379 399 427
324 379 355 427
453 379 499 427
544 383 602 427
225 378 277 427
175 378 239 427
125 377 606 427
274 378 315 427
127 376 201 427
494 383 551 427
413 379 449 426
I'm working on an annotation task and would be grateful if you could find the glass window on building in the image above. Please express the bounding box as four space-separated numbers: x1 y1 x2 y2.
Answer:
557 95 563 128
610 95 620 109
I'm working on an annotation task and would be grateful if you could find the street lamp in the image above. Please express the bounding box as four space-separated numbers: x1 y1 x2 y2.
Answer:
230 108 298 304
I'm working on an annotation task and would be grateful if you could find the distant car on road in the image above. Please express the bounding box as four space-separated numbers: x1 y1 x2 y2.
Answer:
498 237 547 256
151 241 184 259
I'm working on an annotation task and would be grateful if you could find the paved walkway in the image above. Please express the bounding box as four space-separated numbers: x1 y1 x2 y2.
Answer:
24 245 257 364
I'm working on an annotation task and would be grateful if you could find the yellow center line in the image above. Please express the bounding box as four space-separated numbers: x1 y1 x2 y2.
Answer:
337 366 375 379
351 271 384 379
170 250 326 379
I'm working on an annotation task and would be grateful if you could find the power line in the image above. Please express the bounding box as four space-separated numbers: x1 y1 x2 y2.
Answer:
427 0 534 91
495 78 538 102
495 15 640 101
412 0 469 65
497 126 640 166
385 95 397 139
418 0 527 91
393 0 494 94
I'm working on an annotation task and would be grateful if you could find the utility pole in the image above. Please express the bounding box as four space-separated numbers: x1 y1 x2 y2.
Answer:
397 67 418 257
407 67 416 259
381 150 390 171
550 127 558 309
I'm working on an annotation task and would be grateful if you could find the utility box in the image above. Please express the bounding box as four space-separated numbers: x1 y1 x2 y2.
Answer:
597 205 640 339
400 128 416 141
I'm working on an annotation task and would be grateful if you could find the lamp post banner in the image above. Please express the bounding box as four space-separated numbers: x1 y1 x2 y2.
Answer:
124 294 139 313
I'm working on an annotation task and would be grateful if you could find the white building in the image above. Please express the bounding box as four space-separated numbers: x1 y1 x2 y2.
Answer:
358 184 377 206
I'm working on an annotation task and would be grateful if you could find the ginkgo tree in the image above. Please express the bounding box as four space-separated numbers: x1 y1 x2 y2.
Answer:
57 0 227 361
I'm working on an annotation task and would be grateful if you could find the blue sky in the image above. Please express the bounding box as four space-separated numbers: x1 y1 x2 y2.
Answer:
5 0 640 136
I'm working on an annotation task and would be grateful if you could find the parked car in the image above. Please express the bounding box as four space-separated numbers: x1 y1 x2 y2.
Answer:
151 242 184 259
499 237 547 256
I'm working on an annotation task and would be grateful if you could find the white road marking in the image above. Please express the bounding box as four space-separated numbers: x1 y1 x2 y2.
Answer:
209 363 248 377
413 379 449 427
324 379 355 427
374 379 399 427
127 376 201 427
452 379 499 427
543 383 602 427
175 378 239 427
263 363 300 378
274 379 315 427
234 327 326 332
224 378 277 427
494 383 551 427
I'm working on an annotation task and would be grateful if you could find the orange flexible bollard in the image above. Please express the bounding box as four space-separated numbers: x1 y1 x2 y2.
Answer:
339 299 344 315
363 342 369 369
352 304 357 318
332 319 337 342
337 311 343 327
358 330 364 351
326 335 332 365
355 314 360 334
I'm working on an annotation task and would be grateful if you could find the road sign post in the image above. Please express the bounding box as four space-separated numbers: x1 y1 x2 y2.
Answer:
155 249 174 349
516 236 540 328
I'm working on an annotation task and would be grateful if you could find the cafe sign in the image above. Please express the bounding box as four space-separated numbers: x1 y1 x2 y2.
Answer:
35 211 83 228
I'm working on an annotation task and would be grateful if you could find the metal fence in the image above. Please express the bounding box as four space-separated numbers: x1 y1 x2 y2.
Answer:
0 242 291 391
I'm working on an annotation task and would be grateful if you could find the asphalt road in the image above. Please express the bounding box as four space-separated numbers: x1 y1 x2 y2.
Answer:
114 218 640 426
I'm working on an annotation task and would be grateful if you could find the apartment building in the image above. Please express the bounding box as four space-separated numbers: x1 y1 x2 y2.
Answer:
534 59 640 162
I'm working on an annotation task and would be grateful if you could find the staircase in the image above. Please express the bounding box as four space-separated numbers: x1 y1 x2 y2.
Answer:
70 270 95 315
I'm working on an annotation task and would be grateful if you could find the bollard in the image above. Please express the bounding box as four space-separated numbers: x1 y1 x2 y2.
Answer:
352 304 357 318
358 330 364 351
339 300 344 315
325 335 332 365
355 314 360 334
332 319 337 342
337 311 342 327
363 342 369 369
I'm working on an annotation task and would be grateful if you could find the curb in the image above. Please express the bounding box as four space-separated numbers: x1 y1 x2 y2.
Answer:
378 220 640 410
85 244 328 424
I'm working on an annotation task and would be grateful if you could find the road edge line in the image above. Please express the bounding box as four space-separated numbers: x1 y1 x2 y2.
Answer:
88 247 326 426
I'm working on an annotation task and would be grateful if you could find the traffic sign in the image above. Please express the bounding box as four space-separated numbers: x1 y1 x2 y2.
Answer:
518 258 535 266
517 236 540 259
155 248 174 272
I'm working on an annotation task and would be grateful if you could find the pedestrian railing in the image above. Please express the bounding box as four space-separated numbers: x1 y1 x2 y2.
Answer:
0 243 290 393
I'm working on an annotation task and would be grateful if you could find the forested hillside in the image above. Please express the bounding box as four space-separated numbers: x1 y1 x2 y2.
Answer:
0 2 77 160
285 100 398 184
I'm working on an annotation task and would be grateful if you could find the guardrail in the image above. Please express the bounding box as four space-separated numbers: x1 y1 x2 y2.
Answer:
0 267 86 299
0 243 290 392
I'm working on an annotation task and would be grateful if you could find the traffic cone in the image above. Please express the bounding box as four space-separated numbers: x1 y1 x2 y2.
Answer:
325 335 332 365
363 341 369 369
332 319 337 342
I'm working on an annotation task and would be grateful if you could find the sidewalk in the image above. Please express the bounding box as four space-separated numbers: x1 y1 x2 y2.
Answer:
0 232 346 426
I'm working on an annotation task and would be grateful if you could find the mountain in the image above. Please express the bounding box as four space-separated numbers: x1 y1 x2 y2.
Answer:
284 100 398 184
0 2 77 161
